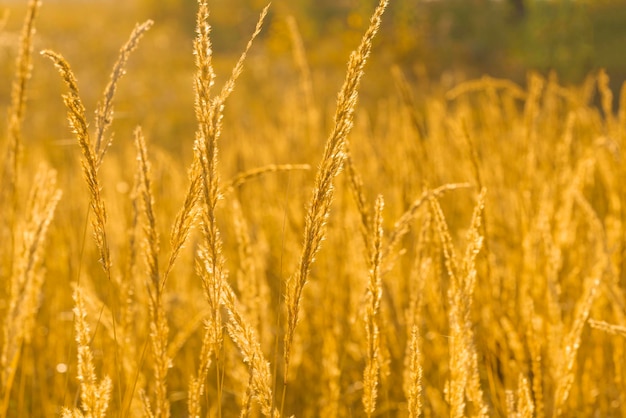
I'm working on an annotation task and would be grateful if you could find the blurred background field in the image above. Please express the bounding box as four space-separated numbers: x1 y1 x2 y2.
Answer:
2 0 626 156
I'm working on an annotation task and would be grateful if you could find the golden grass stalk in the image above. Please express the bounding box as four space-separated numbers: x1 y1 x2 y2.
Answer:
41 18 150 277
69 285 113 418
94 20 153 164
403 215 431 418
597 69 614 132
135 127 160 298
552 273 601 417
193 0 227 412
222 281 276 417
40 50 112 278
430 189 488 418
345 153 373 259
1 0 40 209
134 126 170 418
589 319 626 337
286 15 318 141
164 160 202 283
283 0 388 405
384 183 472 266
0 165 61 415
406 324 423 418
192 3 269 415
517 374 534 418
363 195 384 417
552 192 605 417
445 75 526 101
188 323 215 418
223 164 311 192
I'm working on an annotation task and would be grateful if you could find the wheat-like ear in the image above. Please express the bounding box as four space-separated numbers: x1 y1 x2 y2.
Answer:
223 281 276 417
192 2 269 415
94 20 153 164
71 285 113 418
406 324 423 418
430 189 488 418
283 1 389 409
165 160 202 284
134 127 171 418
41 50 112 280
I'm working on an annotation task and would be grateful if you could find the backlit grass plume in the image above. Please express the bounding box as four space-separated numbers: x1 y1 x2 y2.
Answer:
283 0 389 411
62 286 112 418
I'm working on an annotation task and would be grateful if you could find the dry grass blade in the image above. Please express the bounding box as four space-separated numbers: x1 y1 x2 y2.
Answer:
94 20 153 164
283 1 389 408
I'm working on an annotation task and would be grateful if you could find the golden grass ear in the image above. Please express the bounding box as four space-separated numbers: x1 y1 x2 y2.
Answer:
362 195 384 417
133 126 171 418
42 49 112 279
190 2 272 415
282 2 389 412
95 20 153 165
430 189 489 418
70 284 113 418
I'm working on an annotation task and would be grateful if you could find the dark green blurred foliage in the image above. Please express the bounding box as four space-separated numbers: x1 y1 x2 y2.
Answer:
134 0 626 89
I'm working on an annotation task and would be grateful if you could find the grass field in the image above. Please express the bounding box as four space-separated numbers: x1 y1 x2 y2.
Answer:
2 0 626 417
